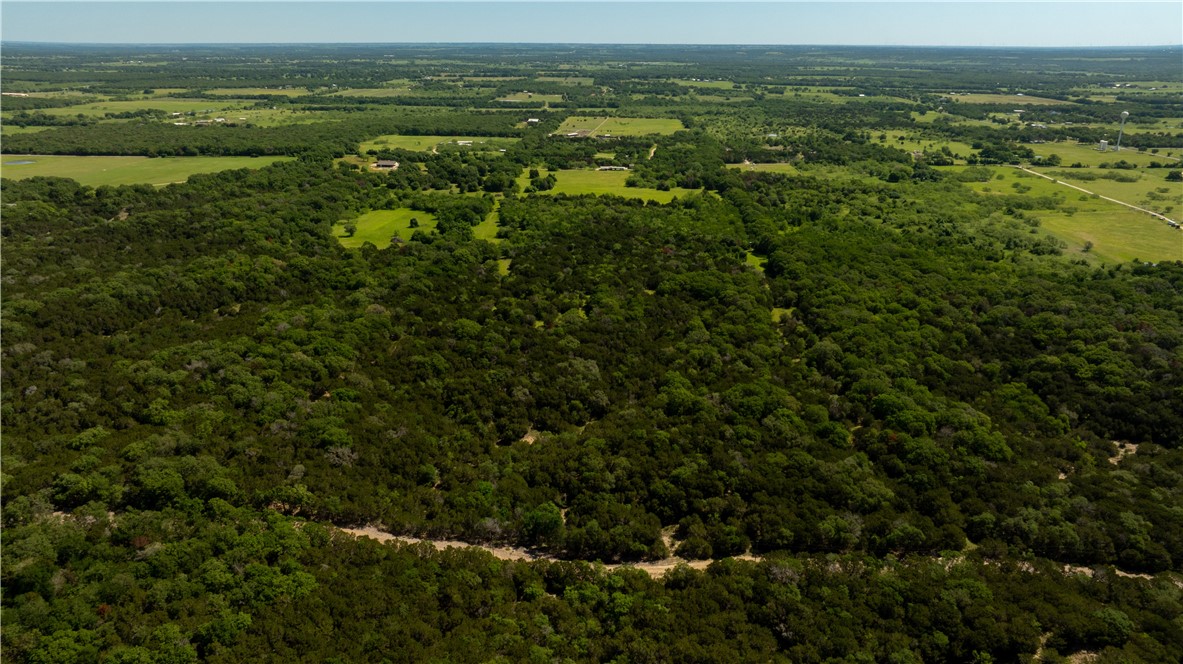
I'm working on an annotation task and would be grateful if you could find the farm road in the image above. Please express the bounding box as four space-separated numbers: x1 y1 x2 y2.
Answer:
1013 165 1178 225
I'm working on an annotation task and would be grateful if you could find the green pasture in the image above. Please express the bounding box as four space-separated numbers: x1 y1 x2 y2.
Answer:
361 135 521 152
0 155 292 187
1038 209 1182 264
1 125 53 135
1032 168 1182 218
228 108 335 127
333 208 438 249
672 79 736 90
1122 120 1183 134
949 93 1072 105
203 87 313 97
519 168 696 203
692 95 753 103
729 163 800 175
474 204 502 242
555 116 684 136
497 92 564 103
2 98 248 118
782 87 846 101
328 87 414 97
537 76 595 86
955 166 1181 263
877 130 977 161
1030 142 1169 168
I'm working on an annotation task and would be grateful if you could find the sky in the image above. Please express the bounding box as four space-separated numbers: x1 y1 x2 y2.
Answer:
2 1 1181 47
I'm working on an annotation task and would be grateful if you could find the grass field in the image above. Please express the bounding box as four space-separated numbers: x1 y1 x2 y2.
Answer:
361 135 520 152
1 125 54 135
519 168 696 203
729 163 801 175
1032 167 1182 218
1039 209 1182 264
877 130 977 160
474 204 502 242
203 87 313 97
0 155 292 186
555 116 684 137
672 79 736 90
1030 142 1171 168
2 98 249 118
949 93 1072 105
328 87 414 97
497 92 564 103
333 209 438 249
537 76 595 86
955 166 1182 263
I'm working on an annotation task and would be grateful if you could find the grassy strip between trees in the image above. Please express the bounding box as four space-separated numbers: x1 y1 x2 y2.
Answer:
0 155 293 187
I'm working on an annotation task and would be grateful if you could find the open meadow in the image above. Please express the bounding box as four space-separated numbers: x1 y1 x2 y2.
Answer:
947 93 1072 105
0 154 292 186
555 116 684 136
2 98 250 118
519 168 697 203
333 208 439 249
956 166 1181 263
361 135 521 152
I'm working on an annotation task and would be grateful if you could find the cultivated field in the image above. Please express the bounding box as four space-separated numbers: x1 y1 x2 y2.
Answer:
0 155 292 187
555 116 684 137
333 208 438 249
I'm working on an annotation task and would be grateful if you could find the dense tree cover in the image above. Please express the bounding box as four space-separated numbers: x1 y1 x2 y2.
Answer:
0 111 528 157
3 45 1182 662
5 155 1182 659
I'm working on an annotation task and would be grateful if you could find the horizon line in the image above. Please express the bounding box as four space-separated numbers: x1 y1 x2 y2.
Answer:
5 41 1182 48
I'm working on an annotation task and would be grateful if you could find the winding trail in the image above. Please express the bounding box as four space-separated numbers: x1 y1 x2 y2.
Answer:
336 525 1175 585
338 526 752 577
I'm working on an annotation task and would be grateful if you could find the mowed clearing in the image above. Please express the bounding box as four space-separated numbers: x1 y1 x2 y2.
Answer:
555 116 684 137
1 155 292 187
2 98 248 118
958 166 1181 264
361 135 520 152
333 209 438 249
520 168 697 203
948 93 1073 105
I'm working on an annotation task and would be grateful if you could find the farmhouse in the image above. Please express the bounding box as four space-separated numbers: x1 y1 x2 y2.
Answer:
526 118 540 124
374 160 399 169
597 166 630 171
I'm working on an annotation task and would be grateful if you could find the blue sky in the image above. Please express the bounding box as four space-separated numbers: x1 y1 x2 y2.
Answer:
2 2 1180 47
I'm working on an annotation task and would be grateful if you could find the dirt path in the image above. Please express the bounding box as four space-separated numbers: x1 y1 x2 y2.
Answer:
648 144 657 160
339 524 1179 585
1013 166 1177 224
339 525 736 577
591 116 612 135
